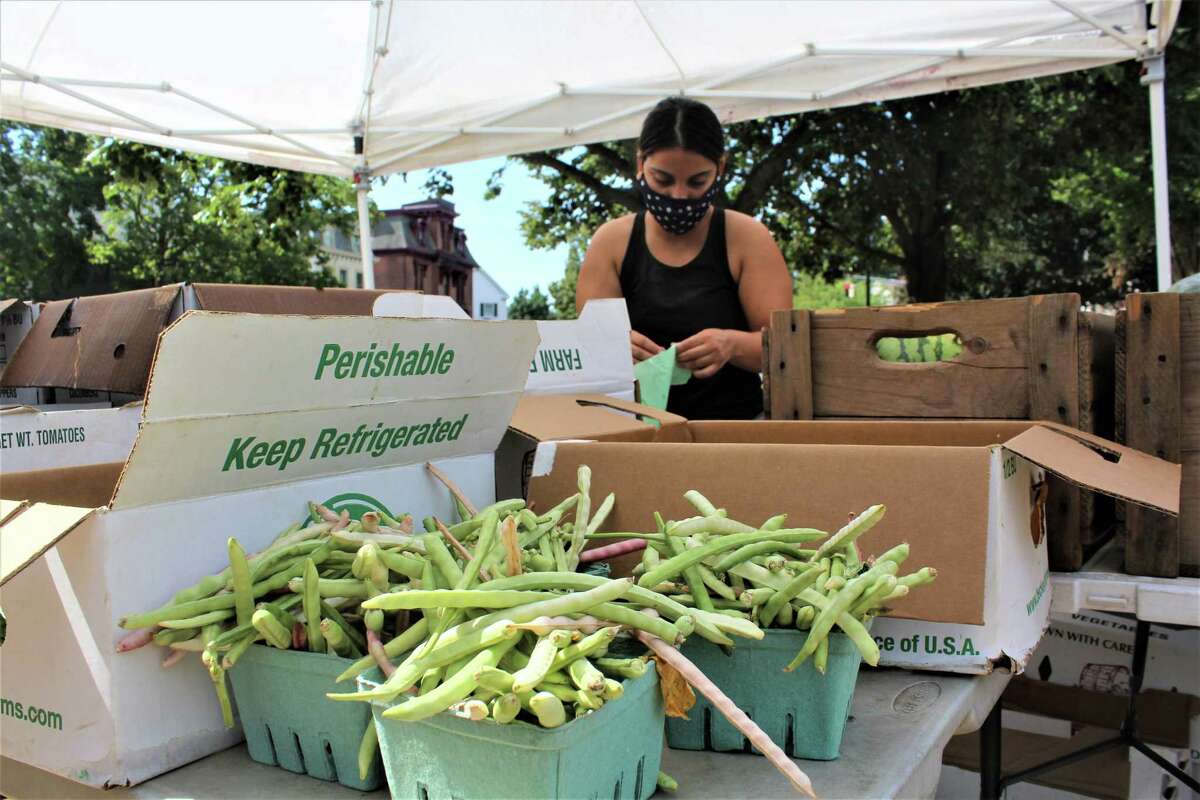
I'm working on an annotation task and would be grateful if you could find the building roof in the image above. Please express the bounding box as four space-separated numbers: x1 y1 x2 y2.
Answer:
369 201 479 269
472 267 509 300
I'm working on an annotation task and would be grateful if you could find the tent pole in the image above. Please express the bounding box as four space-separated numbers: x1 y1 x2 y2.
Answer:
1143 54 1172 290
355 174 376 290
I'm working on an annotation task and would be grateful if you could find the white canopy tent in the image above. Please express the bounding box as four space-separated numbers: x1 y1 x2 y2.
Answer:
0 0 1180 289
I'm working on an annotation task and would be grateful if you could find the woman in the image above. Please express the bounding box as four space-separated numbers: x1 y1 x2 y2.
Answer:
575 97 793 420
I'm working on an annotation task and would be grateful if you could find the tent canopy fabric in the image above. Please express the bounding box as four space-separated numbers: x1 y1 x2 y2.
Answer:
0 1 1174 179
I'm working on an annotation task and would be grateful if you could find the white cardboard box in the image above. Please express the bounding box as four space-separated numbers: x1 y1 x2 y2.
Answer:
524 299 635 399
0 403 142 475
0 310 539 788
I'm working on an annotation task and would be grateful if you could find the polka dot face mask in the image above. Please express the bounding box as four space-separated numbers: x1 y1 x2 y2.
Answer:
638 175 718 236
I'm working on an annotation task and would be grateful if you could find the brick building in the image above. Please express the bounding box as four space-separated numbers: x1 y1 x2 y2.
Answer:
371 199 480 314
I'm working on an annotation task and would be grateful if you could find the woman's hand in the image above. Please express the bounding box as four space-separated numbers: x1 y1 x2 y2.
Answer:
631 330 664 363
676 328 736 379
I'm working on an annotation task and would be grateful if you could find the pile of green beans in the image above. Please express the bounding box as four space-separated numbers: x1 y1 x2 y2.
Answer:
117 467 766 779
621 492 938 673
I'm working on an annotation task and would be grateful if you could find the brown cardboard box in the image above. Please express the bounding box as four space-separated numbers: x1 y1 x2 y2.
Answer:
0 283 399 399
527 419 1179 673
496 393 687 501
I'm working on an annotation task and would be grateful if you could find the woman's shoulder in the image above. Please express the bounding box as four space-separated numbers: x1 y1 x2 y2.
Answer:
592 213 637 244
588 213 638 268
722 208 774 242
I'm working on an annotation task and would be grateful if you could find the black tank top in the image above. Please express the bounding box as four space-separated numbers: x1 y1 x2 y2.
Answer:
620 210 762 420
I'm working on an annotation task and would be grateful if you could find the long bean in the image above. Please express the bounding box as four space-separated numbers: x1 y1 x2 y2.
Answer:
813 505 886 560
639 529 826 589
380 638 519 721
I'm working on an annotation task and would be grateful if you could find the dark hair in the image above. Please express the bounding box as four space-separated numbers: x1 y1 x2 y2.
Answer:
638 97 725 165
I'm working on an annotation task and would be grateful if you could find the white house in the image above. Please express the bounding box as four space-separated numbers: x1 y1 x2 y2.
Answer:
472 267 509 320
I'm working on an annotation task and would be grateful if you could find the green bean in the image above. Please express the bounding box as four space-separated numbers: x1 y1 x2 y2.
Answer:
458 509 499 589
683 490 721 518
476 572 734 646
153 628 200 646
252 608 292 650
760 514 788 531
511 634 563 693
787 576 873 670
525 552 555 572
897 566 937 589
247 540 326 584
202 648 234 728
492 693 521 724
288 577 370 599
596 657 647 680
760 564 823 628
170 573 227 606
601 678 624 701
777 601 794 627
584 492 615 537
336 618 428 682
477 498 526 520
814 637 829 674
874 543 910 567
317 618 349 656
666 533 713 612
381 638 518 721
207 595 302 650
698 565 736 601
581 603 683 644
421 532 464 588
527 690 567 728
711 541 807 574
849 574 899 617
357 721 378 782
474 666 515 694
565 466 592 569
666 516 757 537
658 771 679 793
640 529 826 588
320 600 366 653
220 630 257 669
537 492 578 524
160 608 235 629
418 666 444 695
567 656 605 692
813 505 887 560
302 559 324 653
549 626 618 673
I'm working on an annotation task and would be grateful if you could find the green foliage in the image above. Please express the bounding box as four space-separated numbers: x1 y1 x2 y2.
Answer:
547 241 584 319
1 123 357 299
507 286 553 320
792 273 868 310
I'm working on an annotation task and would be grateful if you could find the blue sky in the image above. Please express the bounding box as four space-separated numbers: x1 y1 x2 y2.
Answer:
370 158 571 298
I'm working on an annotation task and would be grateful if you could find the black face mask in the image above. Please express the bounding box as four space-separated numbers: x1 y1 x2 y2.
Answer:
638 175 718 236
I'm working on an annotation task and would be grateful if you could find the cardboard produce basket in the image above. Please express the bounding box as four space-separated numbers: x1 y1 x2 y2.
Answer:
359 665 664 800
762 294 1116 572
1116 292 1199 577
227 645 382 790
666 630 864 760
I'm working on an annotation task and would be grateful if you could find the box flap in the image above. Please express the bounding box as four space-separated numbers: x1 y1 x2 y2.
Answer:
680 419 1038 447
0 285 181 394
0 502 95 586
525 300 635 397
509 394 686 442
0 498 29 525
0 298 23 315
111 311 539 509
190 282 393 315
1004 423 1181 515
373 293 469 319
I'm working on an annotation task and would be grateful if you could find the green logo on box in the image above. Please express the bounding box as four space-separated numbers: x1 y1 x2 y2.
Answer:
301 492 395 525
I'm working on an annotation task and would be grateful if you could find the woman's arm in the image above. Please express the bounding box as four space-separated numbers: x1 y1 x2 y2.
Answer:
576 218 663 362
676 218 792 377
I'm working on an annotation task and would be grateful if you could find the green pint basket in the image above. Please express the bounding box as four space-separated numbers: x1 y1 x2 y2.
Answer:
666 629 863 760
360 663 663 800
228 645 383 790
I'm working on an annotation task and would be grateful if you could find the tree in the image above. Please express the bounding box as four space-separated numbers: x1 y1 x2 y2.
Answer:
1 123 358 299
547 240 584 319
507 286 553 320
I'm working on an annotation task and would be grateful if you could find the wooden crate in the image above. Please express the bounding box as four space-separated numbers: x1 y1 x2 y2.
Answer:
1115 292 1198 578
763 294 1115 571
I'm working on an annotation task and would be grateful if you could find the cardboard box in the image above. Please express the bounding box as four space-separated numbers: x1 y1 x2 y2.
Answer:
0 283 412 403
0 310 539 788
0 299 42 407
523 299 636 399
0 403 142 486
527 420 1179 673
496 393 687 502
